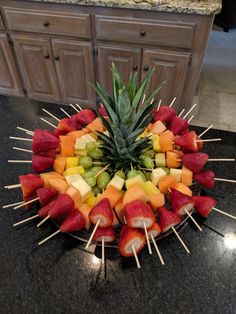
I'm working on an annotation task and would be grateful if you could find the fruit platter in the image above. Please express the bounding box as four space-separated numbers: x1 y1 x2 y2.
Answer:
5 64 235 269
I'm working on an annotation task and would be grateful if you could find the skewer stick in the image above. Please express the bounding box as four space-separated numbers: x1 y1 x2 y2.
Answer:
150 98 155 104
213 207 236 220
42 108 60 122
13 214 39 226
85 219 101 249
9 136 32 142
70 104 79 112
38 229 61 246
141 94 146 105
157 99 162 111
13 197 39 209
178 109 185 118
3 201 24 209
40 118 57 129
150 234 165 265
36 215 50 228
123 216 127 224
76 104 83 111
215 178 236 183
95 164 110 178
17 127 34 135
199 124 214 138
143 221 152 255
184 209 202 231
188 115 194 123
169 97 176 108
132 245 141 269
60 107 71 117
197 138 221 143
183 103 197 119
208 159 235 162
13 147 32 153
4 183 21 189
8 160 32 163
171 226 190 253
102 237 105 264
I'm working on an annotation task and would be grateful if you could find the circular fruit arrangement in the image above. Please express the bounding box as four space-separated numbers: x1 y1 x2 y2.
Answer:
6 65 235 268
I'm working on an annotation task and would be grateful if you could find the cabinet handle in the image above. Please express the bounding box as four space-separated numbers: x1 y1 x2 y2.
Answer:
140 30 146 37
43 20 50 27
55 56 60 61
143 65 149 71
44 55 50 59
132 65 138 71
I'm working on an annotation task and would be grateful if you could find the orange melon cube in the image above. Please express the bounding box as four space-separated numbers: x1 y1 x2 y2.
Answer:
114 199 125 224
87 117 105 133
40 172 63 187
166 151 180 168
47 177 68 194
98 186 123 208
173 182 192 196
149 193 165 210
66 185 82 209
53 155 67 174
78 204 91 230
68 128 90 143
59 135 74 157
150 120 166 135
112 210 119 226
123 185 149 205
159 130 174 152
181 166 193 186
158 175 177 193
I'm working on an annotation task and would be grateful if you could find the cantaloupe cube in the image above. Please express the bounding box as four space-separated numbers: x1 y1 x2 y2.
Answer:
125 175 144 190
59 135 74 157
181 166 193 186
66 185 82 209
158 175 177 193
144 181 160 195
87 117 105 132
159 130 174 152
67 128 90 143
47 177 69 194
40 171 63 187
123 185 148 205
98 186 123 208
66 157 79 169
112 210 119 226
150 120 167 135
78 204 91 230
173 182 192 196
114 200 125 224
53 155 67 174
166 151 180 168
149 193 165 210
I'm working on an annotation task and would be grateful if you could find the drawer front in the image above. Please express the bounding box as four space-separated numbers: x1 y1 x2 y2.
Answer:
4 7 91 38
96 16 195 49
0 15 4 30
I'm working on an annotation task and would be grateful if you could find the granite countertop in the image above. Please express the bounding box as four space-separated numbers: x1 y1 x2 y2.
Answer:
29 0 222 15
0 96 235 314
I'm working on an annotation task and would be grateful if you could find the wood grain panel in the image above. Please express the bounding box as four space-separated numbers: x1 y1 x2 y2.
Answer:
0 14 4 30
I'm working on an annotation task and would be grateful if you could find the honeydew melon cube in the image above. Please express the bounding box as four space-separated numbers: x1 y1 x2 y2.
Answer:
126 175 144 190
63 166 85 177
65 174 82 184
66 157 79 169
170 168 182 183
75 149 87 156
75 138 87 150
144 181 160 195
71 177 92 200
155 153 166 167
151 168 167 186
152 134 162 152
108 175 125 191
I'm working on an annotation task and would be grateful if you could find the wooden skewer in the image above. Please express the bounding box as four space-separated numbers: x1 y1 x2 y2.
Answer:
157 99 162 111
123 216 127 224
38 229 61 246
197 138 221 143
208 158 235 162
4 183 21 189
95 164 110 178
183 103 197 119
199 124 214 138
40 118 57 129
102 237 105 264
8 160 32 163
143 221 152 255
215 178 236 183
85 219 101 249
171 226 190 253
3 201 24 209
178 109 185 118
42 108 60 122
13 214 39 227
188 115 194 123
150 98 155 104
213 207 236 220
17 126 34 135
132 245 141 269
9 136 32 142
13 147 32 153
184 209 202 231
150 234 165 265
36 215 50 227
70 104 79 112
169 97 176 108
60 107 71 117
13 197 39 209
76 104 83 111
141 94 146 105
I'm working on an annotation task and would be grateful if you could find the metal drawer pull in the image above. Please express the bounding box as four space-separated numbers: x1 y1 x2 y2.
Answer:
140 30 146 36
143 65 149 71
43 20 50 27
132 65 138 71
44 55 50 59
55 56 60 61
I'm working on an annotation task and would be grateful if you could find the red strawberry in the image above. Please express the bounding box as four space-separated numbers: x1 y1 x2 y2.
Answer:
53 128 67 137
168 116 189 135
182 152 209 173
180 128 189 135
89 198 113 228
23 193 37 210
153 106 176 123
170 189 195 216
19 174 44 197
174 131 198 152
125 200 155 229
75 109 96 124
118 225 146 257
193 170 215 189
192 196 217 218
57 118 77 133
98 105 108 117
36 187 57 206
38 149 57 158
32 154 55 173
93 227 115 242
48 194 75 219
32 130 59 154
147 222 161 239
60 210 85 233
157 207 181 233
38 200 57 218
196 136 203 151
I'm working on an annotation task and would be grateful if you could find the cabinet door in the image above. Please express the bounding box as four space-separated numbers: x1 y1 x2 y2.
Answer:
51 39 95 106
12 35 60 102
97 45 141 95
0 33 23 96
141 49 190 110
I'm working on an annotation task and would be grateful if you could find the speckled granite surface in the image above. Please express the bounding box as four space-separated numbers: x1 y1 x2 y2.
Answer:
28 0 222 15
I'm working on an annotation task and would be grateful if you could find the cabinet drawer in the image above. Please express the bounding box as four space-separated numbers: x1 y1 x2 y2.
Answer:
96 16 195 49
0 15 4 30
4 7 91 38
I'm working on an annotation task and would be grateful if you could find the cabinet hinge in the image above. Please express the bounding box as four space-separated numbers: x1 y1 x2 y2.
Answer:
188 56 192 67
23 88 28 96
93 47 98 57
8 38 14 46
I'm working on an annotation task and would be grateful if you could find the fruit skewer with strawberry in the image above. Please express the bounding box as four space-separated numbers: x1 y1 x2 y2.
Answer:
193 170 236 189
146 222 165 265
93 227 115 264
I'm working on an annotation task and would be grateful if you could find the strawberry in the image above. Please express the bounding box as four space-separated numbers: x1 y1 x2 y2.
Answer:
192 196 217 218
53 128 67 137
48 194 75 219
60 210 85 233
193 170 215 189
153 106 176 123
125 200 155 229
196 135 203 151
170 189 195 216
36 187 57 206
32 130 59 154
118 225 146 257
89 198 113 228
23 193 37 210
182 152 209 173
98 105 108 117
38 200 57 218
38 149 57 158
19 174 44 197
168 116 189 135
68 115 83 130
75 109 96 124
93 227 115 242
147 222 161 239
157 207 181 233
174 131 198 152
32 154 55 173
57 118 77 133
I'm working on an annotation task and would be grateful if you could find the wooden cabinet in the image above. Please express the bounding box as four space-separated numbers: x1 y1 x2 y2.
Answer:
51 39 95 105
0 33 23 96
97 45 141 95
